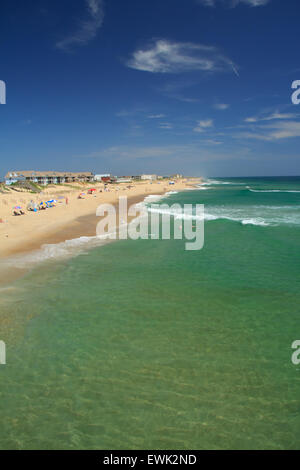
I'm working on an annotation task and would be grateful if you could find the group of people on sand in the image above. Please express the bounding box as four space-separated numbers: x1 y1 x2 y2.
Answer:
11 183 140 216
12 198 60 216
13 207 25 216
26 199 56 212
78 186 108 199
77 185 136 199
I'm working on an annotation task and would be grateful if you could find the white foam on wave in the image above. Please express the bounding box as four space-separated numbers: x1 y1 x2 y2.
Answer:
204 206 300 226
241 218 269 226
147 203 300 227
2 235 109 270
143 194 165 203
247 186 300 193
148 206 264 225
204 213 269 226
202 179 245 186
143 190 181 205
134 194 165 214
202 180 231 186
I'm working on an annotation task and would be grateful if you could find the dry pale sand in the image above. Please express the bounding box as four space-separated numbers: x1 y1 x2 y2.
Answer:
0 179 196 260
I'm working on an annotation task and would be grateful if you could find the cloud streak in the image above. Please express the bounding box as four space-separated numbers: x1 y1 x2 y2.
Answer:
126 39 238 75
238 120 300 141
196 0 270 7
56 0 105 52
148 114 166 119
194 119 214 133
245 111 298 123
214 103 230 110
159 122 173 129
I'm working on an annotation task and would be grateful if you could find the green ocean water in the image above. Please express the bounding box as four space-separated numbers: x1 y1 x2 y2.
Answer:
0 177 300 449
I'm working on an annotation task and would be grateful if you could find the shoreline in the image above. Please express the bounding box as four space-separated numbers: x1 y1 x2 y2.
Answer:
0 179 199 286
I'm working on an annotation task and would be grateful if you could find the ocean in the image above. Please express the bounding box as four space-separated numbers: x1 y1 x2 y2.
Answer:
0 176 299 449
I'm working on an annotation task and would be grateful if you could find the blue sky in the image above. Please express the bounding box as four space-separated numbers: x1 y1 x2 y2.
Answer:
1 0 300 177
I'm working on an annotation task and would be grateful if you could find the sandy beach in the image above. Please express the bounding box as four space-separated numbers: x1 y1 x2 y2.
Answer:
0 179 196 261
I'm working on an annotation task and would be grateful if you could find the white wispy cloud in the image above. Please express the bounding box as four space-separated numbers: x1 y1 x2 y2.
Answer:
196 0 270 7
126 39 238 76
174 96 200 103
234 0 270 5
202 139 223 145
238 120 300 141
213 103 230 110
245 111 298 123
193 119 214 133
159 122 173 129
148 114 166 119
198 0 216 5
56 0 104 52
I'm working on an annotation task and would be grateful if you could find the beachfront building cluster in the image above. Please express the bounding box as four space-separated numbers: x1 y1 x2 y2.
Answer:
171 174 183 179
4 171 183 186
139 174 182 180
5 171 94 186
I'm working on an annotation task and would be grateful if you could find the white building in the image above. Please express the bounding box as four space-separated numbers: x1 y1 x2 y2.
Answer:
116 178 132 183
141 174 157 181
94 174 111 182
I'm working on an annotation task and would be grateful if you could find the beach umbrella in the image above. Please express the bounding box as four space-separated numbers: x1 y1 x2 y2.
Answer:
27 201 38 211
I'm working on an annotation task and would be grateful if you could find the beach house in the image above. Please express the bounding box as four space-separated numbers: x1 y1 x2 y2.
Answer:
5 171 94 185
141 174 157 181
94 174 112 182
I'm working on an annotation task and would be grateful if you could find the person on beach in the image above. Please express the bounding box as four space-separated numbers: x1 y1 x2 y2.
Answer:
13 209 25 216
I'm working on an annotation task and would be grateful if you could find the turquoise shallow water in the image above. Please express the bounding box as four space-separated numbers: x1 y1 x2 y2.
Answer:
0 177 300 449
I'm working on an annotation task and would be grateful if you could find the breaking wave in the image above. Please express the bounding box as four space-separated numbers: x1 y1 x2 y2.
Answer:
247 186 300 193
147 204 300 227
2 236 110 270
201 179 246 186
